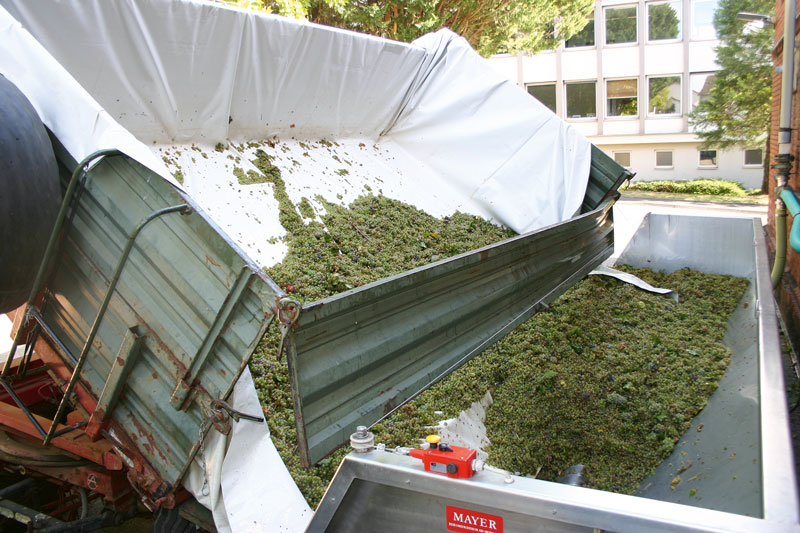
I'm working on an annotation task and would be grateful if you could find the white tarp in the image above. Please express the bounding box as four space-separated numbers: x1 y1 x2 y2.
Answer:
0 1 592 530
0 0 590 245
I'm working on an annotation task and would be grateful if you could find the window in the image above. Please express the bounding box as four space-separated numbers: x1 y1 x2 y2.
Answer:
656 150 674 167
690 72 715 110
605 6 638 45
648 1 682 41
699 149 717 166
566 82 597 118
526 84 557 113
566 14 595 47
692 0 719 40
744 149 763 166
614 151 632 167
607 79 638 117
648 76 681 115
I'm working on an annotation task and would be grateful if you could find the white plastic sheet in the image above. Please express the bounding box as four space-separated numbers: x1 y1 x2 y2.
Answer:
0 0 590 241
589 265 679 301
182 368 313 532
0 1 593 530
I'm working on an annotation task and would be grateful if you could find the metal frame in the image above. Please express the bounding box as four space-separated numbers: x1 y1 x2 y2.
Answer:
311 451 788 532
309 214 800 532
1 141 285 505
43 203 190 445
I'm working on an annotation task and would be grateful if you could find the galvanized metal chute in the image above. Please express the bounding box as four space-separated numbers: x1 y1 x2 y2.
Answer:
308 214 800 533
285 147 631 467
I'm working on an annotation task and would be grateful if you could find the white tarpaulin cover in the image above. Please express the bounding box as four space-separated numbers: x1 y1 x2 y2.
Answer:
0 1 591 530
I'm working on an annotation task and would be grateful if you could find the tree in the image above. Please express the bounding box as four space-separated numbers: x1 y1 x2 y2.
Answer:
223 0 596 56
688 0 773 150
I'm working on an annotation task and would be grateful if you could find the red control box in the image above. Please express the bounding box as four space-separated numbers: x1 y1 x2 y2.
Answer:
409 443 477 479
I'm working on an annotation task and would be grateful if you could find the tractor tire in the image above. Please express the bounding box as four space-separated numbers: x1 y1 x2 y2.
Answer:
0 74 61 313
149 507 199 533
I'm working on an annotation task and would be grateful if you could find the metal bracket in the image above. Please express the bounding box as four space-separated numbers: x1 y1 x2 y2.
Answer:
276 298 301 361
170 267 255 410
277 298 301 328
206 398 264 435
85 327 144 440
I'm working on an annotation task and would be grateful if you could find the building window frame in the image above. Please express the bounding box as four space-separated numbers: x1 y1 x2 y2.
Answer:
647 75 683 116
613 151 632 168
743 148 764 167
698 149 718 168
604 4 639 46
565 14 596 48
565 80 598 120
689 71 716 111
647 0 683 42
606 78 639 119
691 0 719 41
655 150 674 169
526 83 558 114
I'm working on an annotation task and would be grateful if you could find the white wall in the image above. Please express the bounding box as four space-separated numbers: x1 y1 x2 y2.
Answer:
688 41 719 71
596 143 765 189
643 44 684 75
521 52 558 82
562 49 597 80
486 54 518 82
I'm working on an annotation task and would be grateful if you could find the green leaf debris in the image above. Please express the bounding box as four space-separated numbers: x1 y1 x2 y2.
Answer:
243 151 748 506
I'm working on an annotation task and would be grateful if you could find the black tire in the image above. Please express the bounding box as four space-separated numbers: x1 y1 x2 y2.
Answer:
0 74 61 313
149 507 198 533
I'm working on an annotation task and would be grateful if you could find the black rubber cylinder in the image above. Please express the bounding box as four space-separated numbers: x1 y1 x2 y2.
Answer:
0 74 61 313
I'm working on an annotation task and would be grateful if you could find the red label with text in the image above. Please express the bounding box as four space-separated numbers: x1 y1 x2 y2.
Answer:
446 506 503 533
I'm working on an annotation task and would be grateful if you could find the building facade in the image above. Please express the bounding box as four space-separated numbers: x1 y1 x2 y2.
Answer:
488 0 766 189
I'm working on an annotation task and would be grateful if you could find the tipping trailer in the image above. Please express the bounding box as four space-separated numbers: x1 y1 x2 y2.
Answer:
0 1 796 532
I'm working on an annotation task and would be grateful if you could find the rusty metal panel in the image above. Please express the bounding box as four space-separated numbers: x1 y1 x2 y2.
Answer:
286 201 614 466
40 145 282 497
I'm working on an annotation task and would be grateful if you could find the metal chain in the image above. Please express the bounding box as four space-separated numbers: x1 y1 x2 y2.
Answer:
197 417 211 497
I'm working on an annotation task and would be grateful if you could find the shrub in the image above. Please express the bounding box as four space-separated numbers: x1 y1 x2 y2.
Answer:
624 179 747 196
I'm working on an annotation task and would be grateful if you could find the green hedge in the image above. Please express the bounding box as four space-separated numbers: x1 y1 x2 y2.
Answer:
624 179 748 196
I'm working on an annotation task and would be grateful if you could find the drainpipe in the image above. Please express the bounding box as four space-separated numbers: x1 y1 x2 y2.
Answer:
772 0 797 288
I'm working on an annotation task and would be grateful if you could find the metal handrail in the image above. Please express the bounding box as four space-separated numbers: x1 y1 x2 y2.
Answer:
43 203 190 446
0 150 122 438
2 149 122 379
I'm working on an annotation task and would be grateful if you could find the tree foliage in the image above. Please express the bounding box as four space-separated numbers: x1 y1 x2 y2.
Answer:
223 0 596 56
688 0 773 148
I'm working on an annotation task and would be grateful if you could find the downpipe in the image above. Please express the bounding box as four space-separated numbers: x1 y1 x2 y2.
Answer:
773 156 790 288
772 0 797 288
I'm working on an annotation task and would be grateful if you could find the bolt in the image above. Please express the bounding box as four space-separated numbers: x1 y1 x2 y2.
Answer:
350 425 375 453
